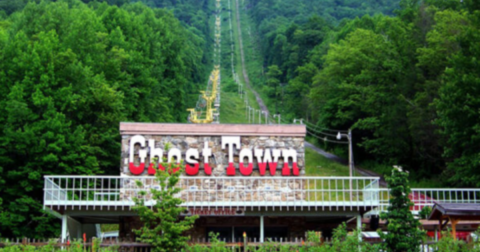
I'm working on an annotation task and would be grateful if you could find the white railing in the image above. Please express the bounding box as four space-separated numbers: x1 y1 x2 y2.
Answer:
44 175 480 214
366 188 480 216
43 176 380 211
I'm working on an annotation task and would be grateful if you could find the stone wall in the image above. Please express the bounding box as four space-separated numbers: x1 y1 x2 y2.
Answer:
120 176 307 202
119 123 307 203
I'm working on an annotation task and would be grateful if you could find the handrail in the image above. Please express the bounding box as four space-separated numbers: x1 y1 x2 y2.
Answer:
43 176 381 211
43 175 480 214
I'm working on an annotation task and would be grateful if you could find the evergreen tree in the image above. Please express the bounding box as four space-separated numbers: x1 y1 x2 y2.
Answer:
380 166 424 252
133 159 198 252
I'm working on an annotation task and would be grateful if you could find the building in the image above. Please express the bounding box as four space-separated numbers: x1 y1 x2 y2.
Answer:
43 123 480 242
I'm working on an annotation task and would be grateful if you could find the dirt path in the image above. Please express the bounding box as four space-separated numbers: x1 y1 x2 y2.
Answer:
233 0 269 114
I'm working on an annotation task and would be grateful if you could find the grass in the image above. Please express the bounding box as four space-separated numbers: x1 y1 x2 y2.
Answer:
219 89 249 123
304 148 350 177
304 149 374 201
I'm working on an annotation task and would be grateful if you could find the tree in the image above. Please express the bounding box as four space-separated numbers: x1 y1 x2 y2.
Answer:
0 0 206 237
380 166 424 252
132 158 198 252
435 19 480 187
265 65 282 113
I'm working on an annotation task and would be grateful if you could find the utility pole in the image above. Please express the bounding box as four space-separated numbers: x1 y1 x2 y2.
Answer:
248 106 253 123
337 129 354 201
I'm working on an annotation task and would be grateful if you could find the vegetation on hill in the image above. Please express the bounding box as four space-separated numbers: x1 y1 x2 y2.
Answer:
0 0 207 238
247 0 480 187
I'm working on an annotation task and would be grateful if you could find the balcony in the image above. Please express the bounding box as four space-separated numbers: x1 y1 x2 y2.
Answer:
44 176 480 214
44 176 380 212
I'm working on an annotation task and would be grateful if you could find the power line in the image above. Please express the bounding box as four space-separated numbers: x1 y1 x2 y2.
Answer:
306 129 349 144
304 120 348 133
305 125 339 138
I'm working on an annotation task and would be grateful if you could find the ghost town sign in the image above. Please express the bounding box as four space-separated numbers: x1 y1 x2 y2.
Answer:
128 135 300 176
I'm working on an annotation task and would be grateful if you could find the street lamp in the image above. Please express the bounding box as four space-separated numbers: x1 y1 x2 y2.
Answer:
337 129 354 200
273 114 280 124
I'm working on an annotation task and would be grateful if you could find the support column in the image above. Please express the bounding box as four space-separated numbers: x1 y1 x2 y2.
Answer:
61 215 68 243
356 214 362 241
260 215 264 243
450 217 459 240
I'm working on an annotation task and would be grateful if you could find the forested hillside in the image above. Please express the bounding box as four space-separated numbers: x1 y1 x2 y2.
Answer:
249 0 480 186
0 0 208 237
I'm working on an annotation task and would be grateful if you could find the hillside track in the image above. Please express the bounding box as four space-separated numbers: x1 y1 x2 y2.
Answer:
232 0 385 187
233 0 269 114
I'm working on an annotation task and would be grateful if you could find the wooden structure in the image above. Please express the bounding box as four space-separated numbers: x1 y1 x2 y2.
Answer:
428 203 480 240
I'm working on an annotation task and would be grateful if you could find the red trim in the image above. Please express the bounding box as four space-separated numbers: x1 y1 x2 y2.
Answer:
186 163 200 176
226 162 236 176
258 162 278 176
292 162 299 176
281 163 291 176
204 163 212 175
129 162 145 175
239 163 253 176
148 163 156 175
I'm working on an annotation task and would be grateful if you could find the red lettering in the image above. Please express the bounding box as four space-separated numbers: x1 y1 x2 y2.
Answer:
226 162 236 176
129 163 145 175
204 163 212 175
282 162 291 176
258 162 278 176
239 163 253 176
186 163 200 176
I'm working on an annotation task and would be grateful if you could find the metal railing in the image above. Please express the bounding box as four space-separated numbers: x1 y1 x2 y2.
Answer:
367 188 480 215
43 176 380 211
44 175 480 214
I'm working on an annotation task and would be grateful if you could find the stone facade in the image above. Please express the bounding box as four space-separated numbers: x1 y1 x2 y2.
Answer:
119 135 306 202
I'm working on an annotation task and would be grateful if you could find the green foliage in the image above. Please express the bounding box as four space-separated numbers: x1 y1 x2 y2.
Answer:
245 0 480 186
0 0 29 15
435 230 468 252
132 157 198 252
0 239 118 252
265 65 282 112
380 166 424 252
0 0 205 238
418 206 432 219
434 10 480 187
